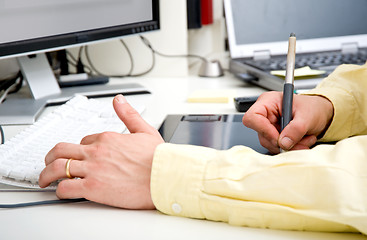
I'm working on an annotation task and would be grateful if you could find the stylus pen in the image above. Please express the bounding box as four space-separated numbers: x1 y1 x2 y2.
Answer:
281 33 296 136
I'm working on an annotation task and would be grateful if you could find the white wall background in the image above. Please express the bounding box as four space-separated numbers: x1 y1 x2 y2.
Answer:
74 0 190 77
78 0 226 77
188 0 226 64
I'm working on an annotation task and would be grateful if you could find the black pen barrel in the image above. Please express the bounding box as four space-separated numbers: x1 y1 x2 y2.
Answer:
281 83 294 131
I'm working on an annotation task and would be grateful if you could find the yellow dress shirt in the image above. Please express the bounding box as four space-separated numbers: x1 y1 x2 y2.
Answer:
150 63 367 235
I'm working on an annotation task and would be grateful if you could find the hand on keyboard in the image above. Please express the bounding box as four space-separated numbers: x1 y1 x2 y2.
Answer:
38 94 164 209
0 95 145 188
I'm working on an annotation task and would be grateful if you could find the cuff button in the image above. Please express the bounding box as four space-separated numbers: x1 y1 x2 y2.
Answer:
172 203 182 214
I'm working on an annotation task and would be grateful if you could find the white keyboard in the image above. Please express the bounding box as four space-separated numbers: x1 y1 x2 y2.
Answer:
0 95 144 189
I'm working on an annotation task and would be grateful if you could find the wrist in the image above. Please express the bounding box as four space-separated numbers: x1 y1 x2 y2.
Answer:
316 96 334 139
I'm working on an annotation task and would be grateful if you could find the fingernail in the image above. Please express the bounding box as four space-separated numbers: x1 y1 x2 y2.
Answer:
115 94 127 104
280 137 294 150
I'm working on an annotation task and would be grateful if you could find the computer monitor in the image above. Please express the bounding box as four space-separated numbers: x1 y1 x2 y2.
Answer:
0 0 159 125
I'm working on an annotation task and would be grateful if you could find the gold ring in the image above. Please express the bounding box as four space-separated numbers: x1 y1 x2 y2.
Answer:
65 158 73 179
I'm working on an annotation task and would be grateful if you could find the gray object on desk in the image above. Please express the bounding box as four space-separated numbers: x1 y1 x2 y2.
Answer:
159 114 268 154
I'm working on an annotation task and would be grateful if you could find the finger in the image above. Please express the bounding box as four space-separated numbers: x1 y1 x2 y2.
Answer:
298 135 317 147
39 159 86 188
278 118 310 150
258 134 281 154
80 132 119 145
243 93 282 145
113 94 155 134
56 179 85 199
45 142 86 165
244 112 280 148
80 133 99 145
291 144 311 151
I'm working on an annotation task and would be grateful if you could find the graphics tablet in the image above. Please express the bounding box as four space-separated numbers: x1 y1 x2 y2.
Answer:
158 114 269 154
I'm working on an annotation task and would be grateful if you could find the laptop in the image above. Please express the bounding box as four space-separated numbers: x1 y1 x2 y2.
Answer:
224 0 367 91
158 114 269 154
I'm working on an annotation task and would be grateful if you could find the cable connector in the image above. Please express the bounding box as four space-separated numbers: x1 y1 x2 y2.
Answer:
76 59 85 74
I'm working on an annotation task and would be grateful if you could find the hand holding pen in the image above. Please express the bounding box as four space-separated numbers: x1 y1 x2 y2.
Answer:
243 33 334 154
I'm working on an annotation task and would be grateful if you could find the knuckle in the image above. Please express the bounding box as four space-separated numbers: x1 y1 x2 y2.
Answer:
80 135 89 144
86 145 107 159
97 131 116 141
52 142 67 154
86 146 100 158
242 113 253 127
242 113 250 122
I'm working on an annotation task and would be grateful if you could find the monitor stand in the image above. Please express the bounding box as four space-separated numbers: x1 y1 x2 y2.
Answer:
0 53 150 125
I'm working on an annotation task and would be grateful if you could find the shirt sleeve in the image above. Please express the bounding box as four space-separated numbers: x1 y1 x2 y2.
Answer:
151 140 367 235
302 63 367 142
150 63 367 235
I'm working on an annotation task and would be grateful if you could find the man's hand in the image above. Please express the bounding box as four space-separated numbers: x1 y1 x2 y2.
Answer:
39 95 164 209
242 92 334 154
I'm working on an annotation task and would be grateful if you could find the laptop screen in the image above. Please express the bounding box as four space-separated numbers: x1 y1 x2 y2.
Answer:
225 0 367 57
230 0 367 44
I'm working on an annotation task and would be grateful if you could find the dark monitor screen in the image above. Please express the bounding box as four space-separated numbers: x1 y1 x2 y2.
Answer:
0 0 160 58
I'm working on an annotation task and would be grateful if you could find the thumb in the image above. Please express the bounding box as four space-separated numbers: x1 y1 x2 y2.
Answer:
278 118 309 150
113 94 154 134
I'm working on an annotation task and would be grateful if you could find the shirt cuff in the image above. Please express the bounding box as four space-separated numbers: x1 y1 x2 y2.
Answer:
302 86 357 142
150 143 218 219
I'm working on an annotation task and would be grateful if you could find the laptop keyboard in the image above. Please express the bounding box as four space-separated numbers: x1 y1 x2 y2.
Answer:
240 49 367 72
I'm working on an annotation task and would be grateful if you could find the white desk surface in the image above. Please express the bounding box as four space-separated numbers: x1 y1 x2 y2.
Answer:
1 73 366 240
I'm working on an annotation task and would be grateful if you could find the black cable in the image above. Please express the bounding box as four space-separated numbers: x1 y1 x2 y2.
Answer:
76 47 85 74
81 36 163 77
69 35 207 79
83 38 156 78
0 71 22 92
0 125 4 144
57 50 70 75
8 72 23 94
0 198 88 209
66 50 78 66
120 39 134 76
0 73 24 102
128 41 156 77
84 45 111 77
65 50 93 75
84 39 136 78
